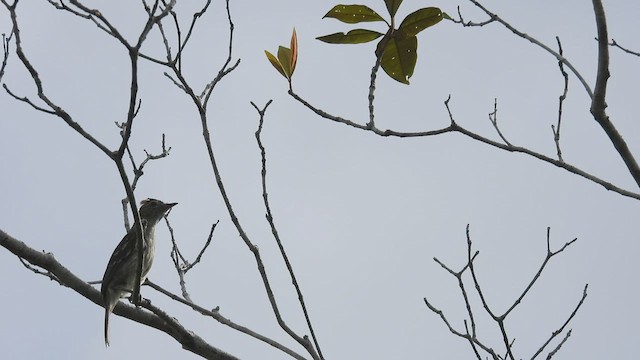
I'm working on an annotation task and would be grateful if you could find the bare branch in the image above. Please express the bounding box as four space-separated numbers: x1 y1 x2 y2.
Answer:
252 100 324 359
2 0 112 156
423 297 500 360
146 281 307 360
165 215 218 301
544 330 572 360
2 84 56 114
166 216 193 301
0 228 238 360
0 31 12 82
47 0 130 45
289 90 640 200
607 38 640 57
590 0 640 189
488 98 511 146
2 1 149 303
200 0 239 106
149 3 315 357
184 221 218 273
464 0 593 99
460 0 640 189
464 227 515 360
426 226 585 360
19 257 62 285
552 37 569 162
531 285 588 360
174 0 212 69
452 5 495 27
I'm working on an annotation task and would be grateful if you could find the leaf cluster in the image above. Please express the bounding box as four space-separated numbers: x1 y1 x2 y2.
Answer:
316 1 449 84
265 29 298 83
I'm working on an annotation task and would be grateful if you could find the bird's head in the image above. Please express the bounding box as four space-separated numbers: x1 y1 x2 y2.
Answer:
138 198 177 224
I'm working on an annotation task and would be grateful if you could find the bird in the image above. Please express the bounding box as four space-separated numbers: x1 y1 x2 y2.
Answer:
100 198 177 346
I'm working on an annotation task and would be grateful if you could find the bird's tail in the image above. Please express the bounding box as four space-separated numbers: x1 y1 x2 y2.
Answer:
104 307 110 347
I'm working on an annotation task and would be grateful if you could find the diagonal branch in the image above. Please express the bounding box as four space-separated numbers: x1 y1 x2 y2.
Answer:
464 0 593 99
531 285 588 360
2 0 112 156
589 0 640 188
488 98 511 146
0 228 238 360
289 90 640 200
552 37 569 163
425 225 586 359
155 3 317 358
607 38 640 57
463 0 640 189
253 100 324 359
146 281 307 360
0 31 11 83
502 228 577 318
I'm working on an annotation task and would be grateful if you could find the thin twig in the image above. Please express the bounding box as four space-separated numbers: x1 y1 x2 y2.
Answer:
184 221 218 273
502 228 578 318
165 216 218 301
545 330 572 360
464 0 593 99
252 100 324 359
488 98 511 146
462 0 640 189
607 38 640 57
552 37 568 162
165 216 192 301
0 31 13 82
155 3 315 357
465 226 515 360
531 285 588 360
425 225 585 360
146 280 307 360
424 297 500 359
19 257 62 284
453 5 495 27
200 0 240 106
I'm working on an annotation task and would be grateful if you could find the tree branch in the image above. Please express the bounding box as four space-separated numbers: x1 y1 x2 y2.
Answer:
289 90 640 200
464 0 593 99
552 37 569 163
0 228 239 360
146 280 307 360
589 0 640 188
606 38 640 57
425 225 586 359
253 100 324 359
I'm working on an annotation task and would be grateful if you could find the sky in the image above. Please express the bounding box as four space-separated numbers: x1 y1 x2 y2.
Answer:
1 0 639 359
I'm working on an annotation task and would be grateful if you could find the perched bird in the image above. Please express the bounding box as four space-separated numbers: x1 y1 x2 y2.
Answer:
100 198 177 346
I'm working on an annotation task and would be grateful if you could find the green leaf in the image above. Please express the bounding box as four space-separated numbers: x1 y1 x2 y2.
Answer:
323 4 385 24
265 50 286 78
316 29 384 44
397 7 444 39
277 46 292 79
380 34 417 84
290 29 298 75
384 0 403 18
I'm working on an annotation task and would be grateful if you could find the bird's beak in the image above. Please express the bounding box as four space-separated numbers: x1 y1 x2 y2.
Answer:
166 202 178 209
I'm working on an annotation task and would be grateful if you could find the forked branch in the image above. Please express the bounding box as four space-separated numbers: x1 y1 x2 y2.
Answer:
424 225 587 359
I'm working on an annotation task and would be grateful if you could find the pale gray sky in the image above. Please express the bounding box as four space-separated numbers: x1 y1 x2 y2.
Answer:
1 0 639 359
